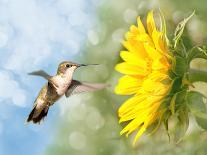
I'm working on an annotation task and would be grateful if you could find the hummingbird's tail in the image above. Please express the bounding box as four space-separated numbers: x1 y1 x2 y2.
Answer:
26 105 49 124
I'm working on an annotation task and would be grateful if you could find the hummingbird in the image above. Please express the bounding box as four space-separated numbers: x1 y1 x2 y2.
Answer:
27 61 108 124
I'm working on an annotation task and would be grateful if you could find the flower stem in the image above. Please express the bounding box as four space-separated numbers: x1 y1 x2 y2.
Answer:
189 69 207 83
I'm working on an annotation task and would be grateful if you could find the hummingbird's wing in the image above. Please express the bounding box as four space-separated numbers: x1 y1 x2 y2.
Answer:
65 80 109 97
28 70 51 80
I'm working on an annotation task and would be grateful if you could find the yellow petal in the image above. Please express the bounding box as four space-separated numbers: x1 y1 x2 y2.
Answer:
144 43 162 60
125 31 133 40
115 62 148 76
137 16 146 33
152 29 168 54
133 108 161 145
120 114 146 135
147 10 156 36
133 126 146 145
130 25 139 34
122 97 162 119
122 40 148 59
135 33 153 47
120 51 147 67
119 100 151 122
141 79 164 94
118 95 148 116
147 71 169 82
152 58 168 71
115 75 142 95
119 110 144 123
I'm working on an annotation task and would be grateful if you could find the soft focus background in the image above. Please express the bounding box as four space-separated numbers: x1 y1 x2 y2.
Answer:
1 0 207 155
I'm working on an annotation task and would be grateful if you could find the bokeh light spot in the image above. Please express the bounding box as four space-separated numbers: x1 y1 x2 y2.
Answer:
69 131 87 150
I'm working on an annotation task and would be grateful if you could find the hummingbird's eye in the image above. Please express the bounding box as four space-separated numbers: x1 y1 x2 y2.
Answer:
66 64 72 68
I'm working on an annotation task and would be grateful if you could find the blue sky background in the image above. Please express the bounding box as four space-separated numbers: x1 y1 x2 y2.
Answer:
0 0 101 154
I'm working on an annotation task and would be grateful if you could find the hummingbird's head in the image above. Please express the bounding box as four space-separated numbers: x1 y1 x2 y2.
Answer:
57 61 98 75
57 61 78 75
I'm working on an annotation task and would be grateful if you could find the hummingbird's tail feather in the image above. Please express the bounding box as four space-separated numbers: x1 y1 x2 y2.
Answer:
27 106 49 124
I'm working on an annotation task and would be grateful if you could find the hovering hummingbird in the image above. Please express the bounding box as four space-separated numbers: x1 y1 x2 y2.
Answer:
27 61 108 124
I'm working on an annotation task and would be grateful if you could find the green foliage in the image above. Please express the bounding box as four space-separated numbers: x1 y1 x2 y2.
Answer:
163 110 171 140
174 109 189 143
173 56 187 76
168 77 182 95
167 89 189 142
189 69 207 83
187 46 207 65
169 93 177 115
187 91 207 129
164 10 207 142
172 90 187 113
173 11 195 49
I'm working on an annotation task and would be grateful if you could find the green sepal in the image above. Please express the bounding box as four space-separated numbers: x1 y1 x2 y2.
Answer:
163 111 171 141
172 39 187 58
170 89 187 115
168 69 177 80
173 56 187 77
162 108 189 143
168 77 182 96
187 91 207 130
174 109 189 143
173 90 188 142
169 94 177 115
173 11 195 49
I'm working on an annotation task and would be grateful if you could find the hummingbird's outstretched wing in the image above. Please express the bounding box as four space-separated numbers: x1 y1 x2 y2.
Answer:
65 80 109 97
28 70 51 80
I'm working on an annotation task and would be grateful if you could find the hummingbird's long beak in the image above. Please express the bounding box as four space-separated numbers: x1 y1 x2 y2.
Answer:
77 64 99 67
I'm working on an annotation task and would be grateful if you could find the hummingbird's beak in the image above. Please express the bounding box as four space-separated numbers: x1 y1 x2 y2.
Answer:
77 64 99 67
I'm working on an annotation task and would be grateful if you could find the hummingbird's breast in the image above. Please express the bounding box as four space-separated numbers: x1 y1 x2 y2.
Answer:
51 75 72 96
32 66 75 109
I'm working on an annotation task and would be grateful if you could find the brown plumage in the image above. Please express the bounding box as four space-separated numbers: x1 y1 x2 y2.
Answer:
27 83 60 124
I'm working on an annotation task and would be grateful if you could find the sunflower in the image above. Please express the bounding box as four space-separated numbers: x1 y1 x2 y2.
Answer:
115 11 172 144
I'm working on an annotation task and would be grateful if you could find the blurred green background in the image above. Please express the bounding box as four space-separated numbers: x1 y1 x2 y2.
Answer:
45 0 207 155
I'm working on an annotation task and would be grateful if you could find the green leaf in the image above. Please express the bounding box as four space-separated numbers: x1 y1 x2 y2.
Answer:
187 46 207 64
189 69 207 83
187 91 207 129
173 11 195 49
197 46 207 56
